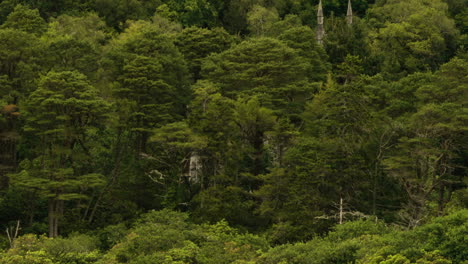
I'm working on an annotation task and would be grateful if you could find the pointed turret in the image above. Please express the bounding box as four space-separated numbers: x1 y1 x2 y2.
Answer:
317 0 324 25
316 0 325 45
346 0 353 25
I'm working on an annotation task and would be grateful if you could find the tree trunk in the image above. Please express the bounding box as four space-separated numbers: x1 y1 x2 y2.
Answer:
339 198 343 224
48 199 62 237
437 184 445 215
48 199 55 237
252 131 264 176
372 164 379 216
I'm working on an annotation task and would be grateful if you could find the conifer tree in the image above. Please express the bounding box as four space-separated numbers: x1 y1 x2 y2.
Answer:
11 71 109 237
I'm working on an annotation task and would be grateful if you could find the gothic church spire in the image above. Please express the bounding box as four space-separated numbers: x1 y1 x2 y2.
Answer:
346 0 353 25
316 0 325 45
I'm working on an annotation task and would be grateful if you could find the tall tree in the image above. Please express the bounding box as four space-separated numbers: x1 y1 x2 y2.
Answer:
11 71 109 237
276 24 330 82
246 5 279 37
202 37 313 120
384 57 468 226
0 29 43 104
1 4 47 35
106 20 190 152
176 26 235 81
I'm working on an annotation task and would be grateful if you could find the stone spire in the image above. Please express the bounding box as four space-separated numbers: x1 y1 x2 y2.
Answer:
316 0 325 45
346 0 353 25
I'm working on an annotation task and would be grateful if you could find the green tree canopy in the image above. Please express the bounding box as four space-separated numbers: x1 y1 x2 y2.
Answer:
12 70 110 237
1 4 46 35
368 0 459 77
202 37 314 119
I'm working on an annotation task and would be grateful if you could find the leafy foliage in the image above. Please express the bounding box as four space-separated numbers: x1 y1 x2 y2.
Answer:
0 0 465 262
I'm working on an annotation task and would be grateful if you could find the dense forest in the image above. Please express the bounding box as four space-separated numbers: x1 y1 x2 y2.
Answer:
0 0 466 263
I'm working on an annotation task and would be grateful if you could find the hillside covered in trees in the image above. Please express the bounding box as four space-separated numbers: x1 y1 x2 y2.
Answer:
0 0 466 263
